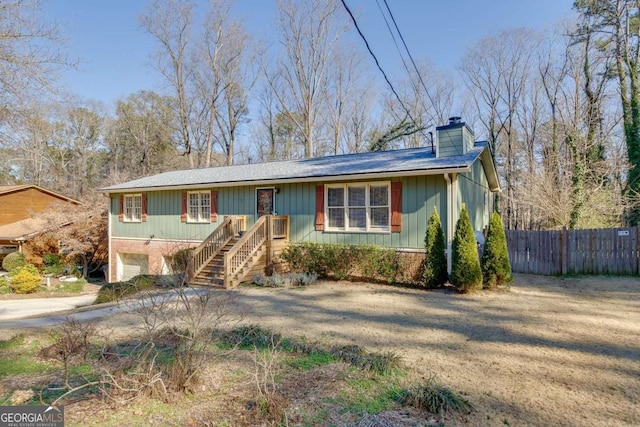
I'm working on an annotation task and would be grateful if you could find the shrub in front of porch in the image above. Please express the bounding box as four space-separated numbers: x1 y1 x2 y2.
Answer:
253 272 318 287
280 243 419 285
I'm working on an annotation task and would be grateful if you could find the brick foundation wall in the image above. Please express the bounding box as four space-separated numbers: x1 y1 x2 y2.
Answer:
110 238 198 282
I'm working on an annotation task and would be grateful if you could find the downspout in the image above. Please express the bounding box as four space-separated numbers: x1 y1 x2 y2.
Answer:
444 173 452 274
106 193 112 283
444 172 459 274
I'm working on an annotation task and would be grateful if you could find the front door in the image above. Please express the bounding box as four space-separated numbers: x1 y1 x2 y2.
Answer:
257 188 275 217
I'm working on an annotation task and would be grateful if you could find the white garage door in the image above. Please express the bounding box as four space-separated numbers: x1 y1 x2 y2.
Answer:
119 253 149 281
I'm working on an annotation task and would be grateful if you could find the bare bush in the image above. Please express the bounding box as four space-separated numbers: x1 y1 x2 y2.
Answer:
40 317 95 389
98 284 243 403
251 335 285 423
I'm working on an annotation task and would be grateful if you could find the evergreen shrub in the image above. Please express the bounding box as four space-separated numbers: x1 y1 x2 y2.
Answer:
423 208 448 288
0 277 11 294
2 252 25 272
450 205 482 293
9 264 42 294
42 253 64 275
481 212 513 289
280 243 402 284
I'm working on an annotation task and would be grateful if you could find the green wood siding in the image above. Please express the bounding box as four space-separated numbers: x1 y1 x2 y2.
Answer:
458 159 490 233
111 188 256 240
438 127 463 157
438 125 474 157
110 175 449 250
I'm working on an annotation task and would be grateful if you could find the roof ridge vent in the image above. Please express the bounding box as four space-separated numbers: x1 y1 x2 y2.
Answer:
448 116 462 125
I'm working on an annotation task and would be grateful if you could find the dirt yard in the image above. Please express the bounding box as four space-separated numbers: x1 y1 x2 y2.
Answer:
219 274 640 426
5 274 639 426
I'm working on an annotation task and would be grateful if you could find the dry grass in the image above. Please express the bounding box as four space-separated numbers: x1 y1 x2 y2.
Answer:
225 274 640 426
1 273 639 426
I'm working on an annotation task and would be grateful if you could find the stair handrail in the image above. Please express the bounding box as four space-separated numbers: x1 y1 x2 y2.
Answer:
224 215 268 286
188 216 238 281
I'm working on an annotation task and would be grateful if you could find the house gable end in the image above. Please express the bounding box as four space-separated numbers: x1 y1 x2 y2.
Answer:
0 185 80 227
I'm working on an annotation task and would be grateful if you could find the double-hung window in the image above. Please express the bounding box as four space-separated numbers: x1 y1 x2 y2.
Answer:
325 182 390 232
123 194 142 222
188 191 211 223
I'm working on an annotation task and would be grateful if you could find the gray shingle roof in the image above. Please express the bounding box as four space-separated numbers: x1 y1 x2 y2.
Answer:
99 143 489 192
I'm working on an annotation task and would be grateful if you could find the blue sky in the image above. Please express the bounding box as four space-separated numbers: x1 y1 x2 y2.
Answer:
45 0 576 107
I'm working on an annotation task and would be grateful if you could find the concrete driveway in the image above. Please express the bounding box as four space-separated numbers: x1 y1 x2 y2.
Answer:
0 293 98 321
0 288 207 331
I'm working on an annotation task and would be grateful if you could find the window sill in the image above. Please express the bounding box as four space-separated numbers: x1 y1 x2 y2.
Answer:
323 229 391 234
186 220 211 224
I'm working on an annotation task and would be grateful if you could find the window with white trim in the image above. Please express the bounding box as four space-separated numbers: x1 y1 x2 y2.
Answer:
325 182 390 232
188 191 211 222
124 194 142 222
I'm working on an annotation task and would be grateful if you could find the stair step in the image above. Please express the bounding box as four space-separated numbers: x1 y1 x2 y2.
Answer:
197 270 224 278
190 278 225 287
199 271 223 277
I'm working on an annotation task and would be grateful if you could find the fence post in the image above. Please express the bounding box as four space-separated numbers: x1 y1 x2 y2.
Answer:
561 226 567 275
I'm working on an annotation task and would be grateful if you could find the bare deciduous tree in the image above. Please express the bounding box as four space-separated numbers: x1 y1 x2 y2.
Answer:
573 0 640 224
0 0 71 114
140 0 196 167
384 59 455 149
325 44 376 154
141 0 252 168
199 0 253 166
109 90 180 180
271 0 347 158
460 28 539 229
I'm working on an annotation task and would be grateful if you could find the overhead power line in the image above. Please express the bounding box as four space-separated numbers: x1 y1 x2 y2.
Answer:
374 0 421 100
381 0 438 118
339 0 419 128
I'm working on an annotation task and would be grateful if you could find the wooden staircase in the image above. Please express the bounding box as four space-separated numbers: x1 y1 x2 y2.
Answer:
187 215 289 288
189 237 238 287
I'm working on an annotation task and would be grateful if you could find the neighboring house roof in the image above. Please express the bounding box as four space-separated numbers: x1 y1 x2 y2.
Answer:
100 142 500 193
0 185 26 194
0 184 81 204
0 185 81 242
0 217 49 241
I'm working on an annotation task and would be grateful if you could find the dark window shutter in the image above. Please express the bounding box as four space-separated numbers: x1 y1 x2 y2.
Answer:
210 190 218 222
391 182 402 233
118 195 124 222
141 194 148 222
315 185 324 231
181 192 188 222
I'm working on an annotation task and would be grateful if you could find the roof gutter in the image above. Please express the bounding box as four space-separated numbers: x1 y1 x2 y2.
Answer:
98 165 473 195
479 147 501 192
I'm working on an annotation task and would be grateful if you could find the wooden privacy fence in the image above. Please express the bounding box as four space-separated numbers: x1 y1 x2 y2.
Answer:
505 227 640 275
